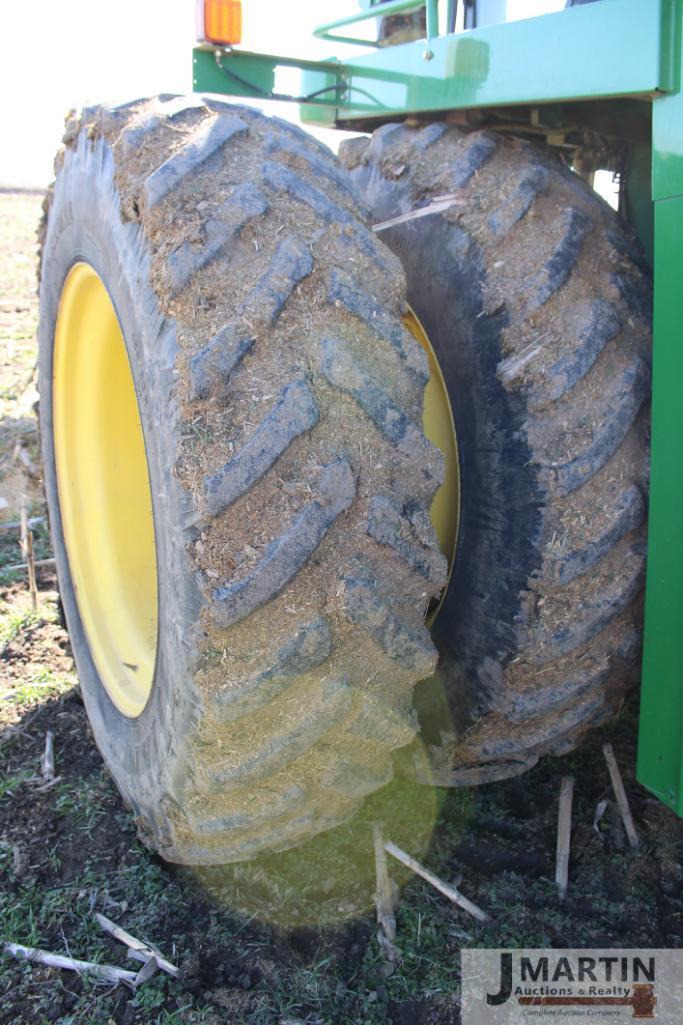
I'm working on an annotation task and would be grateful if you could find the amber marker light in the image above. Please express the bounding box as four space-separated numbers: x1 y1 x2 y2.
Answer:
197 0 242 46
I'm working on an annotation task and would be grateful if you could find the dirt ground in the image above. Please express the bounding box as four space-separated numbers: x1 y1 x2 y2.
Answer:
0 190 681 1025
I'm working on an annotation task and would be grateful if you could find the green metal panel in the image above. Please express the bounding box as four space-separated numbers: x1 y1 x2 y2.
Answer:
193 47 340 107
303 0 673 124
193 48 353 125
192 47 335 129
636 196 683 816
624 144 654 269
194 1 673 127
637 0 683 818
653 0 683 199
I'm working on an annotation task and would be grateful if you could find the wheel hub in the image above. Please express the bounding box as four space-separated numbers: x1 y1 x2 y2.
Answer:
404 308 460 575
53 263 158 717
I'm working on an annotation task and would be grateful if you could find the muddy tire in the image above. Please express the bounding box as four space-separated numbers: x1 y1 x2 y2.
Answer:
38 97 446 864
341 123 651 781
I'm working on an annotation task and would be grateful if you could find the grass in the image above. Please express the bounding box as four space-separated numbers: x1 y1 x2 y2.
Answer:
0 518 53 587
0 601 38 650
54 774 110 829
0 767 35 800
1 668 73 707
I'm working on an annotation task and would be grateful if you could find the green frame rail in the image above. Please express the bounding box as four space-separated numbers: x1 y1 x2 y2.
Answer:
194 0 674 125
193 0 683 817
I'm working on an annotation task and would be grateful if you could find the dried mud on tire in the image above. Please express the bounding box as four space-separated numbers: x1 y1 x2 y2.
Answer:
38 97 447 864
342 122 651 782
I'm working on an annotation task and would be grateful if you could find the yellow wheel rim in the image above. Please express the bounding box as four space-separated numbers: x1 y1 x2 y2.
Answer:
405 308 460 607
53 263 158 717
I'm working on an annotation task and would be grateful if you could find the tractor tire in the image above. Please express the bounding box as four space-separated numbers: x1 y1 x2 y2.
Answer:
38 97 446 864
340 123 651 782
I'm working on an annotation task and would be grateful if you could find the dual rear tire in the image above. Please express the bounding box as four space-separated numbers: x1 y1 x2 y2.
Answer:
341 122 650 782
39 99 650 863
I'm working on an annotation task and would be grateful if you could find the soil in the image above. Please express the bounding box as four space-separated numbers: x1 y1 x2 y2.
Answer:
1 192 681 1025
2 649 681 1025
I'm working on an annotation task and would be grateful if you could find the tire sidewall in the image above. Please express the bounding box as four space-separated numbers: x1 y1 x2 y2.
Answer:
38 132 202 824
408 218 542 719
